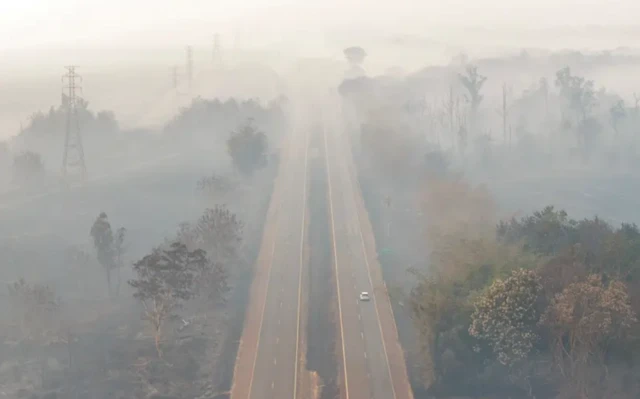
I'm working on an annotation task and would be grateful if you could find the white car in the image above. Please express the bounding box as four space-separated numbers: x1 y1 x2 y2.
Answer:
359 291 370 301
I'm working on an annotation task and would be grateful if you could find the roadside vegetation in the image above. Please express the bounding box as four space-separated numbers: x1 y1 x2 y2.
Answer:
342 48 640 398
0 96 281 399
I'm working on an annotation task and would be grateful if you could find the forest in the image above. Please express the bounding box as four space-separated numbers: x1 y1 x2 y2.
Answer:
343 48 640 398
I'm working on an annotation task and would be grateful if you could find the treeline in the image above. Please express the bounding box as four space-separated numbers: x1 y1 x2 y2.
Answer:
18 95 119 139
340 53 640 177
412 178 640 398
163 97 286 141
3 95 282 187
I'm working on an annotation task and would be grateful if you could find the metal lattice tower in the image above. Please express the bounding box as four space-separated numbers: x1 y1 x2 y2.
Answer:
171 65 179 90
212 34 222 66
186 46 193 91
61 66 87 184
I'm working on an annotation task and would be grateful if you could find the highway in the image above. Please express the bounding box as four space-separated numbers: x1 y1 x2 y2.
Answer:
323 122 414 399
230 123 309 399
231 96 412 399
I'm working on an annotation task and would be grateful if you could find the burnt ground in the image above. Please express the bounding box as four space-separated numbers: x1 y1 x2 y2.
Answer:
305 129 339 399
0 162 278 399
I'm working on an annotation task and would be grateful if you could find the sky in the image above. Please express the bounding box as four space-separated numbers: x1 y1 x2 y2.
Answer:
1 0 639 50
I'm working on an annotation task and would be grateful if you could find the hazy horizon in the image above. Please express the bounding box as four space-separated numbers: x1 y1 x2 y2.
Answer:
2 1 639 51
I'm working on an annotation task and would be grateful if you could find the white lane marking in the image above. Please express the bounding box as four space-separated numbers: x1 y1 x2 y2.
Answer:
364 351 367 359
358 314 361 321
339 127 398 399
276 337 280 344
293 126 310 399
246 192 284 399
361 332 364 339
272 381 275 390
280 301 283 308
274 358 277 365
323 125 350 399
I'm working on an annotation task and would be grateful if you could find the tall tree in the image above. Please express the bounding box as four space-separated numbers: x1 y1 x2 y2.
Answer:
90 212 126 297
227 118 268 176
129 242 211 357
540 275 636 397
458 64 487 132
469 269 543 367
609 99 626 135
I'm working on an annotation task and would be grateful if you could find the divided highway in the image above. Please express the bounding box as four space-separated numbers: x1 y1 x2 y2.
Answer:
231 106 412 399
231 125 309 399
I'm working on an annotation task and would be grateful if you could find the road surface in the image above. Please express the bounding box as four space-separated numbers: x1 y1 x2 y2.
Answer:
230 125 309 399
323 124 414 399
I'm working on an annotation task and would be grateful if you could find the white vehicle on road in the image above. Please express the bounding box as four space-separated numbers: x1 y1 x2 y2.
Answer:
359 291 370 301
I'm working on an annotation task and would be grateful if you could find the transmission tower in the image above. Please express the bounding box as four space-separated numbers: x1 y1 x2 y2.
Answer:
186 46 193 91
171 65 179 90
212 34 222 67
61 66 87 184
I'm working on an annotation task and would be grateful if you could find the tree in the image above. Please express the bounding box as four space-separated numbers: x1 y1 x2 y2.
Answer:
227 119 268 176
469 269 543 367
540 275 637 397
555 67 599 151
458 64 487 129
555 67 597 124
343 46 367 79
12 151 45 185
175 206 242 297
343 46 367 66
196 173 234 199
609 99 626 135
128 242 210 357
90 212 127 297
497 206 578 256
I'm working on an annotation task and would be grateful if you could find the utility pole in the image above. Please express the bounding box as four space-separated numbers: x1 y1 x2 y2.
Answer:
496 82 509 145
186 45 193 91
61 66 87 185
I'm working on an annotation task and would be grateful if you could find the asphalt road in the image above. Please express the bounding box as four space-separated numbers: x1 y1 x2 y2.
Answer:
323 124 413 399
231 125 309 399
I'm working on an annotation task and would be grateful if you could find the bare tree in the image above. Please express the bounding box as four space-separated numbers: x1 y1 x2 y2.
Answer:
458 64 487 132
609 99 626 135
496 83 511 145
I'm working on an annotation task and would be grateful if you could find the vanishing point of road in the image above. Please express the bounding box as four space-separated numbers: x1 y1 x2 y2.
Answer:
231 105 413 399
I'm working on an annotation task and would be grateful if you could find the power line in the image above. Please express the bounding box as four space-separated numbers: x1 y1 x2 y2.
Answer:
61 65 87 185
